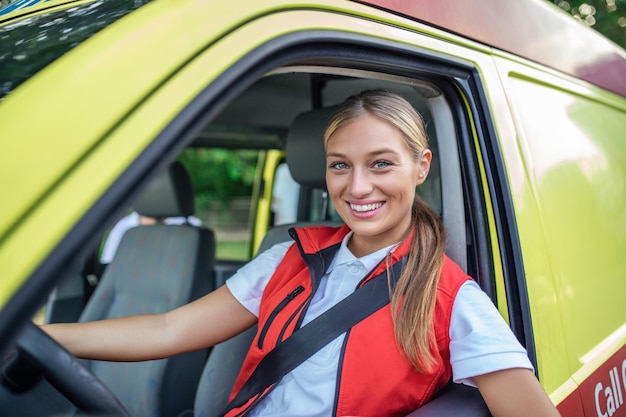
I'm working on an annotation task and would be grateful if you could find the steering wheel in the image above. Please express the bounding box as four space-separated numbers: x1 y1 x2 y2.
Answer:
6 322 130 417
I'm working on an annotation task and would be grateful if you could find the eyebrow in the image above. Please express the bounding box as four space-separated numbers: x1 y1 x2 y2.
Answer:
326 148 400 158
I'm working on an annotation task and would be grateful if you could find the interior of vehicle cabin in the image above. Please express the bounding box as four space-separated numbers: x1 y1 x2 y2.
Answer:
13 66 497 417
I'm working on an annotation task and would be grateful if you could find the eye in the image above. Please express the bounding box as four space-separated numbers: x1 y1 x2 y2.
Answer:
372 160 392 169
328 161 348 170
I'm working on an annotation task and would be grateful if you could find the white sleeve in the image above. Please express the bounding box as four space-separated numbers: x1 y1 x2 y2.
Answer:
225 241 292 317
449 281 534 387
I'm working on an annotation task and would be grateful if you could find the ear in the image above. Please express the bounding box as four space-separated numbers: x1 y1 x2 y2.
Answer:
415 149 432 186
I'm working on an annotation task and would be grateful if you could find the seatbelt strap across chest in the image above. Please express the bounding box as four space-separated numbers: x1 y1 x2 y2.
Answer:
221 258 405 415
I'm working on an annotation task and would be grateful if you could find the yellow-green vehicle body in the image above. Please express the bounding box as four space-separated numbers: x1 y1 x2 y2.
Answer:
0 0 624 415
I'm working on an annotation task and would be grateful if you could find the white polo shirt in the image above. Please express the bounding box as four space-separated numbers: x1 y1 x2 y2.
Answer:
226 232 532 417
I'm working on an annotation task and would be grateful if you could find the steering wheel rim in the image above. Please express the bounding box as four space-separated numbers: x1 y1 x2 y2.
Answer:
14 322 130 417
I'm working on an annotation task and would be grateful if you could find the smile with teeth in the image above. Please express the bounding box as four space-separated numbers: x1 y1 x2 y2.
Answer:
350 202 383 212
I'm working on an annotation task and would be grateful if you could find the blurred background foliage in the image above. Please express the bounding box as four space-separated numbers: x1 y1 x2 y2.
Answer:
178 149 259 216
550 0 626 48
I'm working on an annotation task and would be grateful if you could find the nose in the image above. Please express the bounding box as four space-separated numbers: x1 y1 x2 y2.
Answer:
348 168 374 197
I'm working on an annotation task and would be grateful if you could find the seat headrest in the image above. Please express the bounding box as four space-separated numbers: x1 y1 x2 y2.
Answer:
133 162 195 218
285 106 338 189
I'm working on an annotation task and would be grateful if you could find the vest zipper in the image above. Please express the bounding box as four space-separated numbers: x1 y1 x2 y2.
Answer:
257 285 305 349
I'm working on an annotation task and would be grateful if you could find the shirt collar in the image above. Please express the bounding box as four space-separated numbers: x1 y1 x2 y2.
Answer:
326 231 399 274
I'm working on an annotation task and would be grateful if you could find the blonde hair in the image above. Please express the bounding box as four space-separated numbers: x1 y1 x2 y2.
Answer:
324 90 447 372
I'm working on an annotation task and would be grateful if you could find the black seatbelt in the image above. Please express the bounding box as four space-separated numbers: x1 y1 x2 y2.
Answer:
220 258 405 416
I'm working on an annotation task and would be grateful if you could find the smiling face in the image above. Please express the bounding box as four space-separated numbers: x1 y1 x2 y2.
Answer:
325 114 431 257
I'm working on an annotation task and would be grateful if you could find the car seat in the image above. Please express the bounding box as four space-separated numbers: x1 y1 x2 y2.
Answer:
78 161 216 417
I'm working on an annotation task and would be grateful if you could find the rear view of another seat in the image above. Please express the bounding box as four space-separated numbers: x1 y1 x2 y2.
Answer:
79 162 215 417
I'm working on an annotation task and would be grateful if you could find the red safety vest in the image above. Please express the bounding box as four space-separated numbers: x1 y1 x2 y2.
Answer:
227 225 471 417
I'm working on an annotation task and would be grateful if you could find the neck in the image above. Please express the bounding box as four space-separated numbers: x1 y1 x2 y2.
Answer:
347 237 377 258
347 226 413 258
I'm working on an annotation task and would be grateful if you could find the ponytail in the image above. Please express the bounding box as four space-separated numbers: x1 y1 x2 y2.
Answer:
389 197 446 372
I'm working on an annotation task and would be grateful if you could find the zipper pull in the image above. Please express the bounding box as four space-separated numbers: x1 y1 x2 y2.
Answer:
287 286 304 300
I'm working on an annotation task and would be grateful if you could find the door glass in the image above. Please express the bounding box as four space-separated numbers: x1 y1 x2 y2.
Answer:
179 148 260 260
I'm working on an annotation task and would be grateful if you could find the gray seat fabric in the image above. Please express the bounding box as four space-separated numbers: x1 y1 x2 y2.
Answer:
284 105 337 189
192 324 257 417
133 161 196 219
79 162 215 417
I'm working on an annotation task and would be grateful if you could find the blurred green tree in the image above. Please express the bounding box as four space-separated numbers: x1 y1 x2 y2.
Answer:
550 0 626 48
178 149 259 215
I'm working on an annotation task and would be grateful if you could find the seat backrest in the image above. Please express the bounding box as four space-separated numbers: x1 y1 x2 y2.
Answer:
79 162 215 417
284 105 336 190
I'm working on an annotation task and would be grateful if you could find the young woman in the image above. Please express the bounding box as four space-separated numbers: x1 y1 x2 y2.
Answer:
44 90 561 417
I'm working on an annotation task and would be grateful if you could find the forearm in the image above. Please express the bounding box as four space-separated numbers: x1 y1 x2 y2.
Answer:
40 285 257 362
41 313 175 362
474 368 561 417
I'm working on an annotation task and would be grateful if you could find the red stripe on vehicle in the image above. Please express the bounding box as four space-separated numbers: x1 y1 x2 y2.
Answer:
558 344 626 417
